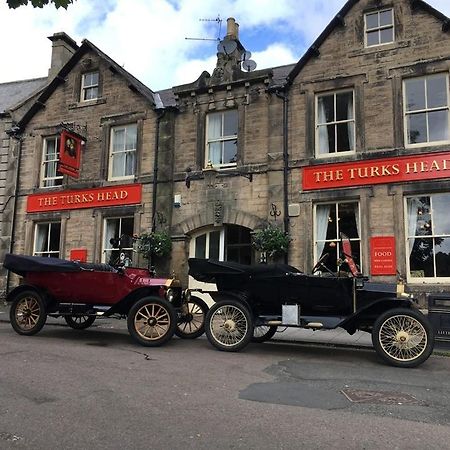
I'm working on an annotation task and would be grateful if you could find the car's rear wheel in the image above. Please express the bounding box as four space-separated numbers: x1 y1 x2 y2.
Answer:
9 290 47 336
252 325 277 343
205 300 253 352
64 315 96 330
127 297 176 347
175 296 208 339
372 308 434 368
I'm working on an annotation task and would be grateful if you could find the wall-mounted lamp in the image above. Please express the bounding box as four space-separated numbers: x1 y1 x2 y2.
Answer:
185 167 192 189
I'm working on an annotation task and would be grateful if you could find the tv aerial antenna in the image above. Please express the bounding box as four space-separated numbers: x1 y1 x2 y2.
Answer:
185 15 222 42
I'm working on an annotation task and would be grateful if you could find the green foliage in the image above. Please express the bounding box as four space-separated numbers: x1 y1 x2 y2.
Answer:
7 0 74 9
135 231 172 259
251 224 291 258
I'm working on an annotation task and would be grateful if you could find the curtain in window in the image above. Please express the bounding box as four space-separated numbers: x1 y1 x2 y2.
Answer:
407 198 421 256
317 98 329 154
316 205 331 258
354 203 360 237
347 95 355 150
112 129 125 177
208 114 222 165
34 224 47 255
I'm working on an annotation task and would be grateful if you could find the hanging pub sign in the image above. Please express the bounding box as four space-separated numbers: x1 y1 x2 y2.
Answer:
58 130 83 178
370 236 397 276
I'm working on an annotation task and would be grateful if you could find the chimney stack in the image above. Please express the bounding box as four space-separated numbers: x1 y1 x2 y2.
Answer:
47 32 79 79
226 17 239 40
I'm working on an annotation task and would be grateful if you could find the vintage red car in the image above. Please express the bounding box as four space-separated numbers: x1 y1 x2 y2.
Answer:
4 253 207 346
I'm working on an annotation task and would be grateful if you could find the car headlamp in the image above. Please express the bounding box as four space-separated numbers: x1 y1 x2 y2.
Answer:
165 288 175 302
184 289 191 302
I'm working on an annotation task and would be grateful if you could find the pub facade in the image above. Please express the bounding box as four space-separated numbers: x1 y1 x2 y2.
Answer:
3 0 450 306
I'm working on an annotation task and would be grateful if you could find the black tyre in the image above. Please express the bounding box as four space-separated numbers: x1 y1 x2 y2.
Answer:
175 296 208 339
127 297 176 347
205 300 253 352
9 290 47 336
372 307 434 368
252 325 277 343
64 315 96 330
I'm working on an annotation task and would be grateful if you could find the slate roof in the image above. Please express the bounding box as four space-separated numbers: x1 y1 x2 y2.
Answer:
0 77 47 115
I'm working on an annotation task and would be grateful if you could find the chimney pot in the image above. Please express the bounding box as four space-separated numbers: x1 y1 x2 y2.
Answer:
226 17 239 40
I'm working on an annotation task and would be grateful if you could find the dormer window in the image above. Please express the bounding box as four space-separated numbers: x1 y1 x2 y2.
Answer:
81 71 99 101
365 8 394 47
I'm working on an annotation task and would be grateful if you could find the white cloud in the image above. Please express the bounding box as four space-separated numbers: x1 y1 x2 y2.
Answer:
0 0 449 90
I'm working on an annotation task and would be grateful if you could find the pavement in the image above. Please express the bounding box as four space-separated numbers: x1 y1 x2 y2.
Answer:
2 300 449 354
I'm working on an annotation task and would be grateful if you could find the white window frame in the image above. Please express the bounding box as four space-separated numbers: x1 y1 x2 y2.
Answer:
40 136 63 188
205 111 238 169
33 222 61 258
313 201 361 270
403 74 450 148
108 124 137 181
405 194 450 283
102 216 135 264
189 227 225 261
364 8 394 48
315 89 356 158
81 71 99 102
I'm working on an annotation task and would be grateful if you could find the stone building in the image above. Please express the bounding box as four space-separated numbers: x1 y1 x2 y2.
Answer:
286 0 450 303
3 0 450 305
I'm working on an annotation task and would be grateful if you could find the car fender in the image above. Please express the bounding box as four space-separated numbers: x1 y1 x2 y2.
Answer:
339 297 416 333
106 286 164 315
210 290 252 312
6 284 50 304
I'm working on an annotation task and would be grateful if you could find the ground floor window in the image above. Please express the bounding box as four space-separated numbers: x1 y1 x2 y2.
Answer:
406 194 450 281
314 201 361 272
191 224 252 264
33 222 61 258
102 216 134 265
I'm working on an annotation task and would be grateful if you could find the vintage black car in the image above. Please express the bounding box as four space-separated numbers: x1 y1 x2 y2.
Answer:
188 236 435 368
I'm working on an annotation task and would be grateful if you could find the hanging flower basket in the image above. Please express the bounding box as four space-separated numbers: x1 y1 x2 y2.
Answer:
135 230 172 259
251 224 291 259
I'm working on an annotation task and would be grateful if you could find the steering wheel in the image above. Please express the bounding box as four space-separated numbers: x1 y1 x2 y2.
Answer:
311 253 334 275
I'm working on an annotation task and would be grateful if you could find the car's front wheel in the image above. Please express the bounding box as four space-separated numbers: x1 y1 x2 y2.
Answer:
205 300 253 352
64 315 96 330
9 290 47 336
127 297 176 347
252 325 277 343
175 296 208 339
372 308 434 368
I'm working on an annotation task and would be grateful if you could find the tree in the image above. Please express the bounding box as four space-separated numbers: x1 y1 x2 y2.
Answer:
7 0 74 9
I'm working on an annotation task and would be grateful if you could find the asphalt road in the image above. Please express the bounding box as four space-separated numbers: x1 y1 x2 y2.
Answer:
1 317 450 450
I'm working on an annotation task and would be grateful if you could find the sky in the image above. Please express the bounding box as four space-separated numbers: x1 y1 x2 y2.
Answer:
1 0 450 91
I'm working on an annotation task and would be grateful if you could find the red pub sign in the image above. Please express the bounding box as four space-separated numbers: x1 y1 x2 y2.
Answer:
302 151 450 190
370 236 397 276
27 184 142 213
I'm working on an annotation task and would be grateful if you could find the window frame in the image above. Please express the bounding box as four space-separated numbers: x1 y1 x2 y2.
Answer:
364 8 394 48
404 194 450 283
313 201 362 271
205 110 238 169
33 221 61 258
315 88 356 158
40 136 63 188
80 71 99 102
101 216 135 265
108 123 138 181
403 73 450 148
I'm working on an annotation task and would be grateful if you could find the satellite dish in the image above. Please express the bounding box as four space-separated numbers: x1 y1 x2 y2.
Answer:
242 50 252 61
242 59 257 72
217 39 237 55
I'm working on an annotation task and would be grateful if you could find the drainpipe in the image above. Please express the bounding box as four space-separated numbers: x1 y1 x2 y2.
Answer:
5 131 23 295
275 89 289 264
149 109 165 269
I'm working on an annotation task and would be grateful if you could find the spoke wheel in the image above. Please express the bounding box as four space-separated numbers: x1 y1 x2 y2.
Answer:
10 290 47 336
175 296 208 339
372 308 434 368
205 300 253 352
252 325 277 343
64 315 96 330
127 297 176 347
